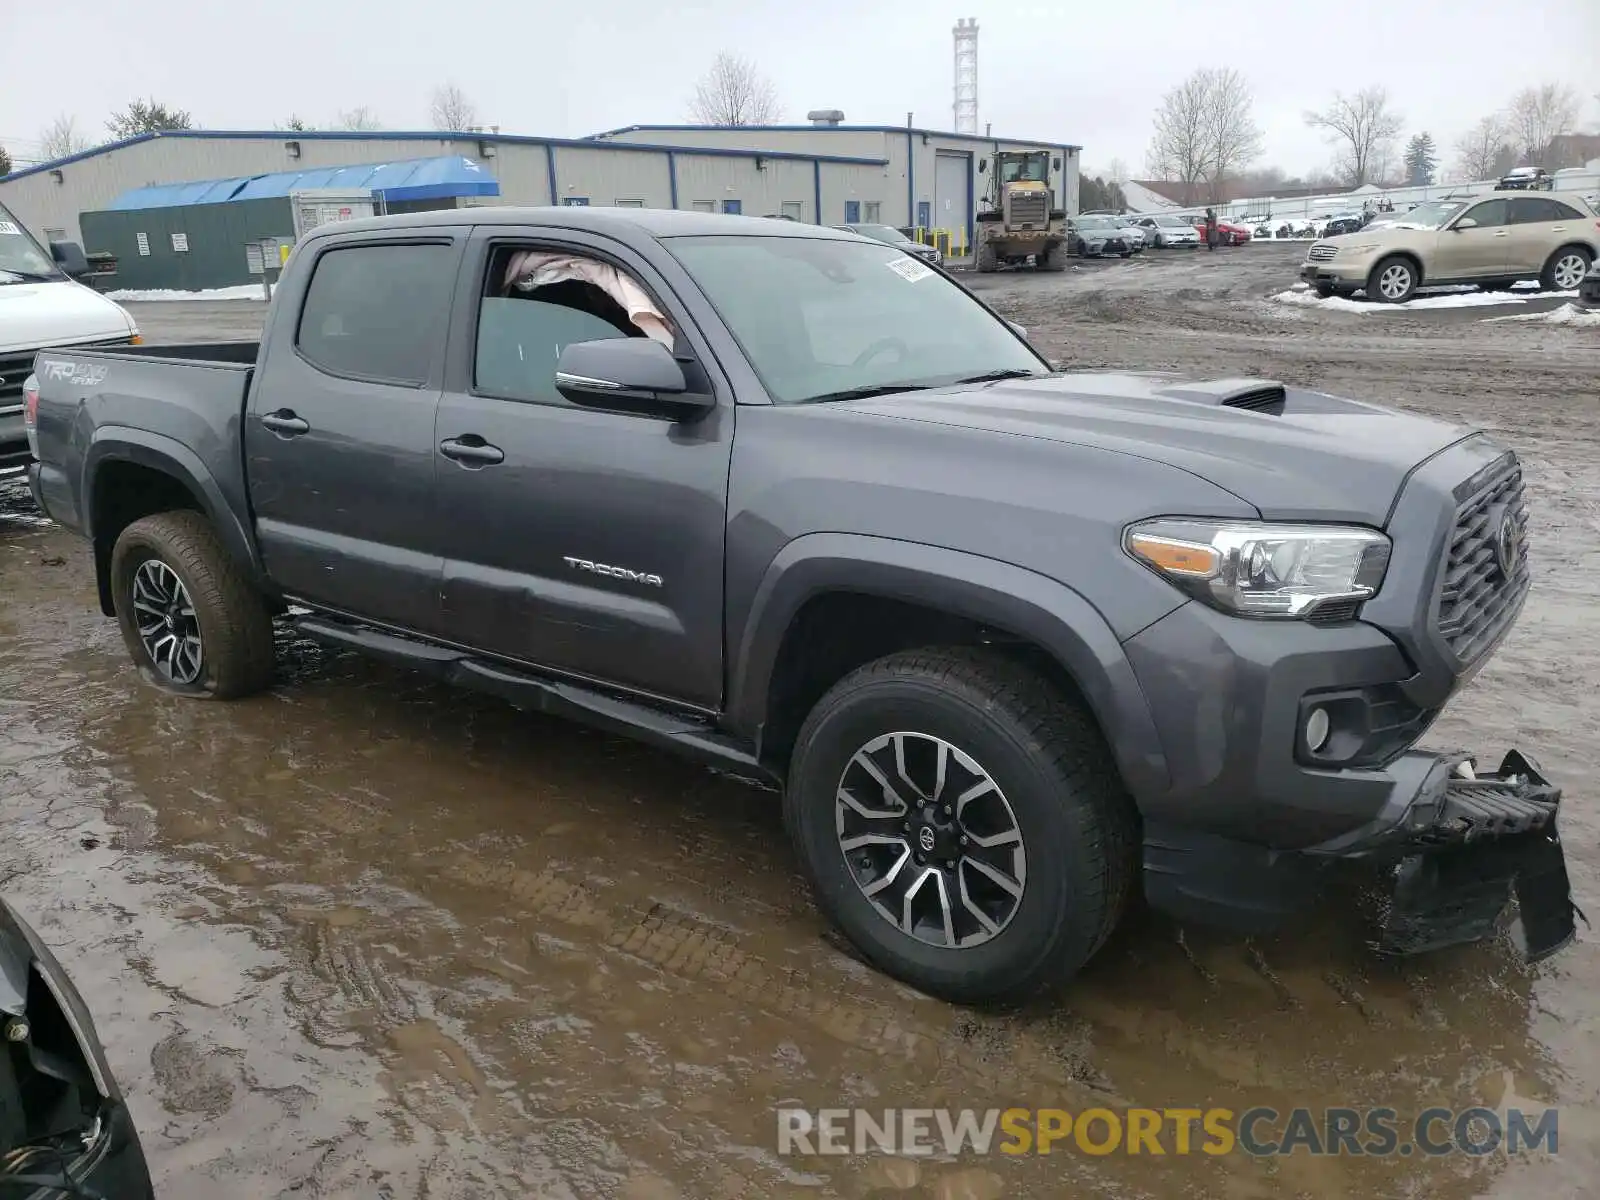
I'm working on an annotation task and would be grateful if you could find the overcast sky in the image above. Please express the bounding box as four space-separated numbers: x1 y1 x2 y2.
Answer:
3 0 1596 177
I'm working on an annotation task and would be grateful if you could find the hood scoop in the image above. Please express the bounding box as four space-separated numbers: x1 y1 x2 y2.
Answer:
1155 378 1287 414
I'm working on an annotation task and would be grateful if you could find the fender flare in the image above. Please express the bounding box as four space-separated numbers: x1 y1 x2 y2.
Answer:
727 532 1171 803
82 427 263 613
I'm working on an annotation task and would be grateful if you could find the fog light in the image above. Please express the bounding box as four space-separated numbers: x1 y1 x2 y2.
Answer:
4 1018 29 1043
1305 706 1331 753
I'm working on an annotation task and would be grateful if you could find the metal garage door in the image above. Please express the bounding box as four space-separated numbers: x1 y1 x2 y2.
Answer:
933 151 971 256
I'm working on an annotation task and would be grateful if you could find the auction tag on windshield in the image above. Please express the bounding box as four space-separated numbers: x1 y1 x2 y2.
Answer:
886 256 935 283
0 222 21 236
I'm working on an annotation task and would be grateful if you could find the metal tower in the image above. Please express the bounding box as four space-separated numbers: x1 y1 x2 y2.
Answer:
952 18 978 134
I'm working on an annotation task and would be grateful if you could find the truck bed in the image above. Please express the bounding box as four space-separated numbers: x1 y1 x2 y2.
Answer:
30 341 260 540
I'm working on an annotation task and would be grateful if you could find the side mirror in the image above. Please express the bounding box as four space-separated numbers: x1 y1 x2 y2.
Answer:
555 338 710 417
1006 320 1028 340
51 240 91 279
1453 217 1478 231
1052 157 1062 170
977 159 988 173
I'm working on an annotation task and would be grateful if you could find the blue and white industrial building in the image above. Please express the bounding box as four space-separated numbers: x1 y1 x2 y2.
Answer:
0 116 1080 275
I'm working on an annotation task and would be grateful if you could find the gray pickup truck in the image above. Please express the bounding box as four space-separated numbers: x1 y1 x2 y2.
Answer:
23 208 1577 1002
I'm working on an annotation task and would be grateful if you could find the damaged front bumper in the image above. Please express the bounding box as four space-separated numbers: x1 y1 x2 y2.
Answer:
1309 749 1582 962
1143 749 1583 964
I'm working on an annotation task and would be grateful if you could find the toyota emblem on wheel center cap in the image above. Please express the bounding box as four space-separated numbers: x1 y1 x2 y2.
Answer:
917 827 936 853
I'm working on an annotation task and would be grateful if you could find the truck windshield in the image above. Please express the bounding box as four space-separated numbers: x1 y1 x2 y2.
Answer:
998 156 1048 184
667 234 1049 404
0 203 60 282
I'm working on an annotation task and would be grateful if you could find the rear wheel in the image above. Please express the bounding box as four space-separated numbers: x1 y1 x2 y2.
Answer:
1541 246 1591 293
1368 255 1418 303
784 648 1137 1005
110 511 275 699
1037 245 1066 272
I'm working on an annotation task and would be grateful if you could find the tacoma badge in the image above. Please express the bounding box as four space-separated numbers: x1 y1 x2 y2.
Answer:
563 556 664 587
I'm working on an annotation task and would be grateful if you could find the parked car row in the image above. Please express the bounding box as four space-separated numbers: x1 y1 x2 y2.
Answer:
1299 191 1599 302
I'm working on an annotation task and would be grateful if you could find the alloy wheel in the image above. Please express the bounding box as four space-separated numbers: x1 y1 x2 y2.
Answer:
1378 263 1412 301
1553 253 1587 291
131 559 204 685
834 732 1027 949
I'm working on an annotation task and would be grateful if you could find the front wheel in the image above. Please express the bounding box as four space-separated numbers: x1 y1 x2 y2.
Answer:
1367 255 1418 303
784 648 1137 1005
110 511 276 699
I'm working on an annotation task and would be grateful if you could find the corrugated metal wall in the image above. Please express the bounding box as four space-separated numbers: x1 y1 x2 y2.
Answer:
81 197 292 291
549 146 672 207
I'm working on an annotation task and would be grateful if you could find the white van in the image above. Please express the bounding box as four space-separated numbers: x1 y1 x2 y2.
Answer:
2 202 140 469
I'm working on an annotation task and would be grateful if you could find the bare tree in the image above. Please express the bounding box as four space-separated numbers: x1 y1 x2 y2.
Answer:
1146 71 1212 205
0 145 11 177
688 52 781 126
279 115 311 132
1505 83 1582 164
1304 87 1404 187
336 106 383 132
1202 67 1264 200
1453 114 1514 182
430 83 479 132
39 114 90 160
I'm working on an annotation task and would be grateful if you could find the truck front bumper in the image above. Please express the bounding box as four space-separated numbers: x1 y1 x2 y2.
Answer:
1141 748 1579 962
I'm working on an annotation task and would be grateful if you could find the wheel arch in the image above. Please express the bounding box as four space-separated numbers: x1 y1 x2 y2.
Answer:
1372 250 1425 290
727 533 1171 803
84 429 263 618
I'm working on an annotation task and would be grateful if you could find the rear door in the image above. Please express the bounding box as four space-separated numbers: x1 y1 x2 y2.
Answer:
430 228 734 709
1436 198 1511 281
1506 196 1590 281
245 231 464 633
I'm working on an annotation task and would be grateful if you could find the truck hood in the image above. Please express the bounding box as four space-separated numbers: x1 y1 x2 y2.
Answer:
842 371 1473 525
0 279 136 355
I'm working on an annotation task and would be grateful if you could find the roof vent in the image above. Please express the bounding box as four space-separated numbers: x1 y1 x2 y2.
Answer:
807 109 845 127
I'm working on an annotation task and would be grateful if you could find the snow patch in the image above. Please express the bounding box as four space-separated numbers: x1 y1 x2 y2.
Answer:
1482 303 1600 327
106 285 267 302
1271 286 1576 314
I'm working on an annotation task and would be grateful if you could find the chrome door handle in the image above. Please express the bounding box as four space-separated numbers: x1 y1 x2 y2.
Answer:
1493 231 1509 237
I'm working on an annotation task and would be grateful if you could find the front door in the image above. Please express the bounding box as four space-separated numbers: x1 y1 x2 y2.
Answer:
1436 198 1511 281
430 230 733 709
245 233 465 634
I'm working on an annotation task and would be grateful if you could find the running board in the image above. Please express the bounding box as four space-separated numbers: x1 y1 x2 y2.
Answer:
292 616 778 785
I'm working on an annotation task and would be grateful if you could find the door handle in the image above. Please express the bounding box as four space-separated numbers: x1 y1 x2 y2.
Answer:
261 409 310 436
439 436 505 467
1493 230 1509 237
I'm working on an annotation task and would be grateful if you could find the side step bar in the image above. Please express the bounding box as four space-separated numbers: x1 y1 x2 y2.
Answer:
293 616 779 786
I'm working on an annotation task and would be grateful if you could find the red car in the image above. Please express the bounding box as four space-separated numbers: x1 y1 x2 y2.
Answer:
1192 218 1251 246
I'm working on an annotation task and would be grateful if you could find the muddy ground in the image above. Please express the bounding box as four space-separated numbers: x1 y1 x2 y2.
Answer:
2 242 1597 1198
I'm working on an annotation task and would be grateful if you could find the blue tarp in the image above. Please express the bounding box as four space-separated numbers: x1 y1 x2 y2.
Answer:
105 155 499 210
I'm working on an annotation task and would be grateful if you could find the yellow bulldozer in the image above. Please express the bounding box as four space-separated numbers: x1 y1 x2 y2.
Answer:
974 150 1070 273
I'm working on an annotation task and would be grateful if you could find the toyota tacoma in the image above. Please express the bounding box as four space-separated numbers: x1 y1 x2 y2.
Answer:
22 209 1579 1003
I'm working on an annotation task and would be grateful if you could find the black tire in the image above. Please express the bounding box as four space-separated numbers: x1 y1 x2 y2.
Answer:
1036 246 1066 272
784 648 1137 1005
1075 238 1088 257
1540 246 1592 293
110 511 275 700
1367 255 1418 303
975 241 999 273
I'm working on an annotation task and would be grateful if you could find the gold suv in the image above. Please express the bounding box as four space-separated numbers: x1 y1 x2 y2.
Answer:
1299 192 1599 303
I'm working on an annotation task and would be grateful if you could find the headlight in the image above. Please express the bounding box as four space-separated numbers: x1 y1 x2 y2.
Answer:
1124 519 1391 618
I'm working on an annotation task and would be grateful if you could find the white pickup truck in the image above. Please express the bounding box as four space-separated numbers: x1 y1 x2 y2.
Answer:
1 202 140 469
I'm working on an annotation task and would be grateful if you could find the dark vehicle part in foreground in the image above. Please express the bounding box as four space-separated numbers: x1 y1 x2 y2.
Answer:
26 207 1580 1004
1581 260 1600 309
0 898 154 1198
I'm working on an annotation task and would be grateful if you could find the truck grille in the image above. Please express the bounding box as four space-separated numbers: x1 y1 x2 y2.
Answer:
0 350 34 405
1306 243 1338 262
1436 463 1530 663
1008 192 1049 226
